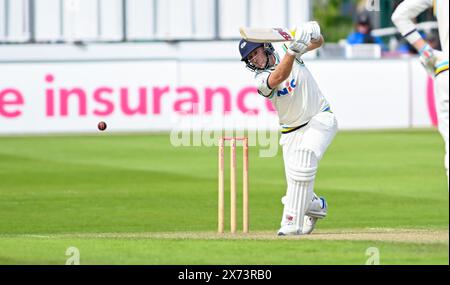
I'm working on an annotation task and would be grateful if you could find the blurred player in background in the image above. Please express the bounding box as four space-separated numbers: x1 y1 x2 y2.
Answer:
238 22 338 235
392 0 449 186
347 11 386 50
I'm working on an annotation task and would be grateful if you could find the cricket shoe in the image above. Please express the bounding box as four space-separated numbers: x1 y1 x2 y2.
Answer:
301 215 318 235
302 197 328 235
307 196 328 219
277 222 301 236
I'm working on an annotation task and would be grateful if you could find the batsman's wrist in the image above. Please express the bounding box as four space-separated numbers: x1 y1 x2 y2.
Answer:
310 36 322 43
418 43 434 58
287 48 298 56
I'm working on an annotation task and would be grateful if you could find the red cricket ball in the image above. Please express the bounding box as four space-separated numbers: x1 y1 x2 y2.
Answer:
98 121 107 131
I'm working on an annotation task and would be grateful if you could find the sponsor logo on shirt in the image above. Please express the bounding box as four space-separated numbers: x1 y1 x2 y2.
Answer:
277 78 297 96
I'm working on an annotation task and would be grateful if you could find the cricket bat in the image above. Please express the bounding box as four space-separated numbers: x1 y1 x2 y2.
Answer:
239 27 297 43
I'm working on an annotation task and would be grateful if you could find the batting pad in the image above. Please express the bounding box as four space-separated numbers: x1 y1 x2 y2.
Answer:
282 149 318 230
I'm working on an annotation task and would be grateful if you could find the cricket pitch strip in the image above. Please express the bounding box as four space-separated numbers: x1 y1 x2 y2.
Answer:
8 228 449 244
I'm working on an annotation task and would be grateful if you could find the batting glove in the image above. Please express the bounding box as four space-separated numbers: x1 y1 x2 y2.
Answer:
287 27 310 56
287 40 309 56
419 44 449 77
305 21 321 42
433 55 449 77
294 26 311 45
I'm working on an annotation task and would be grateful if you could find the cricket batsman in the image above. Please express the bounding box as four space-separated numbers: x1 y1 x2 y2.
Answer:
392 0 449 186
239 22 338 235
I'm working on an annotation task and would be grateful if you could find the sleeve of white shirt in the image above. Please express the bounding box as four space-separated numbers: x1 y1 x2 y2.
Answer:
255 71 274 98
391 0 433 45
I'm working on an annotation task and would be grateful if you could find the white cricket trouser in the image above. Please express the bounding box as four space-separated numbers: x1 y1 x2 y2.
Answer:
280 112 338 161
279 111 338 230
434 71 449 186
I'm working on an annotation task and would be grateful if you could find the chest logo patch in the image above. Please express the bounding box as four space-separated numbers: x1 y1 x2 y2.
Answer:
277 79 297 96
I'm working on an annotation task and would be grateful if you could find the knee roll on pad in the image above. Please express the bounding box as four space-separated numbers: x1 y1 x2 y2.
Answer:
285 149 318 182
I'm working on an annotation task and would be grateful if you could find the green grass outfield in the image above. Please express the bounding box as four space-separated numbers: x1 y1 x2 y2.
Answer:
0 129 448 265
